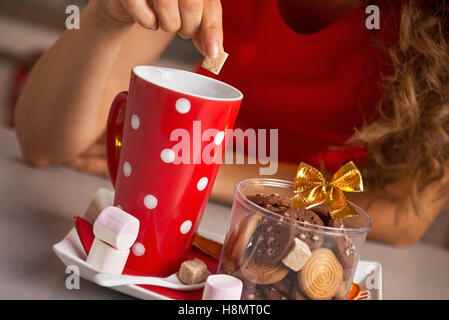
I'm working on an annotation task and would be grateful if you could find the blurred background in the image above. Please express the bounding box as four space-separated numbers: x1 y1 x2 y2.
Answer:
0 0 201 127
0 1 447 249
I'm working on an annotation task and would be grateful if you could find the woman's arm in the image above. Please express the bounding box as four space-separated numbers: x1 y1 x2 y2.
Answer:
211 157 449 247
14 0 223 167
14 1 171 166
348 169 449 247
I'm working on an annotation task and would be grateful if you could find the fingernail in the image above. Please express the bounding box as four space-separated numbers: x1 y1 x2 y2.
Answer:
149 23 158 31
207 41 219 59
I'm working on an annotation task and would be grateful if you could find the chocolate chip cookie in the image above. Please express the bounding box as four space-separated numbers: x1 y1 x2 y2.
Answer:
246 194 324 250
310 204 331 225
272 275 294 295
261 285 289 300
284 207 324 250
290 279 308 300
251 218 296 265
247 193 292 214
261 274 295 300
329 219 356 269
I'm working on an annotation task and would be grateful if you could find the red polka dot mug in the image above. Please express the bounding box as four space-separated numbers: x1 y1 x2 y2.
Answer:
106 66 243 275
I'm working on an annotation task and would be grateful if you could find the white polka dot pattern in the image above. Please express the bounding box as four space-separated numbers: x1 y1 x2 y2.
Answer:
180 220 192 234
175 98 191 114
123 161 132 177
161 149 175 163
197 177 208 191
131 114 140 130
144 194 158 209
132 242 145 256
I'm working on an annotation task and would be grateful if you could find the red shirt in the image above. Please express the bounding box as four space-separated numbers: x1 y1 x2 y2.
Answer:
196 0 396 171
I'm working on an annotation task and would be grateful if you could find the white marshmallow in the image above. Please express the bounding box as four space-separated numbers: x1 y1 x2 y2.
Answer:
84 188 115 223
93 206 139 250
202 274 243 300
86 238 129 274
281 238 312 272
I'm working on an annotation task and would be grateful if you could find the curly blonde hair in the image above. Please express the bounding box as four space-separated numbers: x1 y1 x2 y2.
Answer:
351 0 449 208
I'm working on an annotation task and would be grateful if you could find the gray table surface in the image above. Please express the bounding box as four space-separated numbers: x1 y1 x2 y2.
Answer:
1 126 448 300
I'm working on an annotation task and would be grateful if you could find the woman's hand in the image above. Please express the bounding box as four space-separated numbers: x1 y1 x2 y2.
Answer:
99 0 223 58
66 134 109 177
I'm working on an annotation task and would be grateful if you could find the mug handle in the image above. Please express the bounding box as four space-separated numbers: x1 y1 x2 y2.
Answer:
106 91 128 187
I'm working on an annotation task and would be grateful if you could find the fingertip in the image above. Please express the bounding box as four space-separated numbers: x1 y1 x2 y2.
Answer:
145 8 159 30
149 22 159 31
206 40 219 59
200 0 223 57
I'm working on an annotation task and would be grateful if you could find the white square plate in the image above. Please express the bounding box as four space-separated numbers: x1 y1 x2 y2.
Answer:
53 227 382 300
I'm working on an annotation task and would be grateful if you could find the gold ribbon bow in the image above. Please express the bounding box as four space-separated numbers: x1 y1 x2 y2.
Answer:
291 161 364 219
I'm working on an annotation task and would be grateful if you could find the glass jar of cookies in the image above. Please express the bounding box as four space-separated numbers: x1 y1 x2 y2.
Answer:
217 178 371 300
